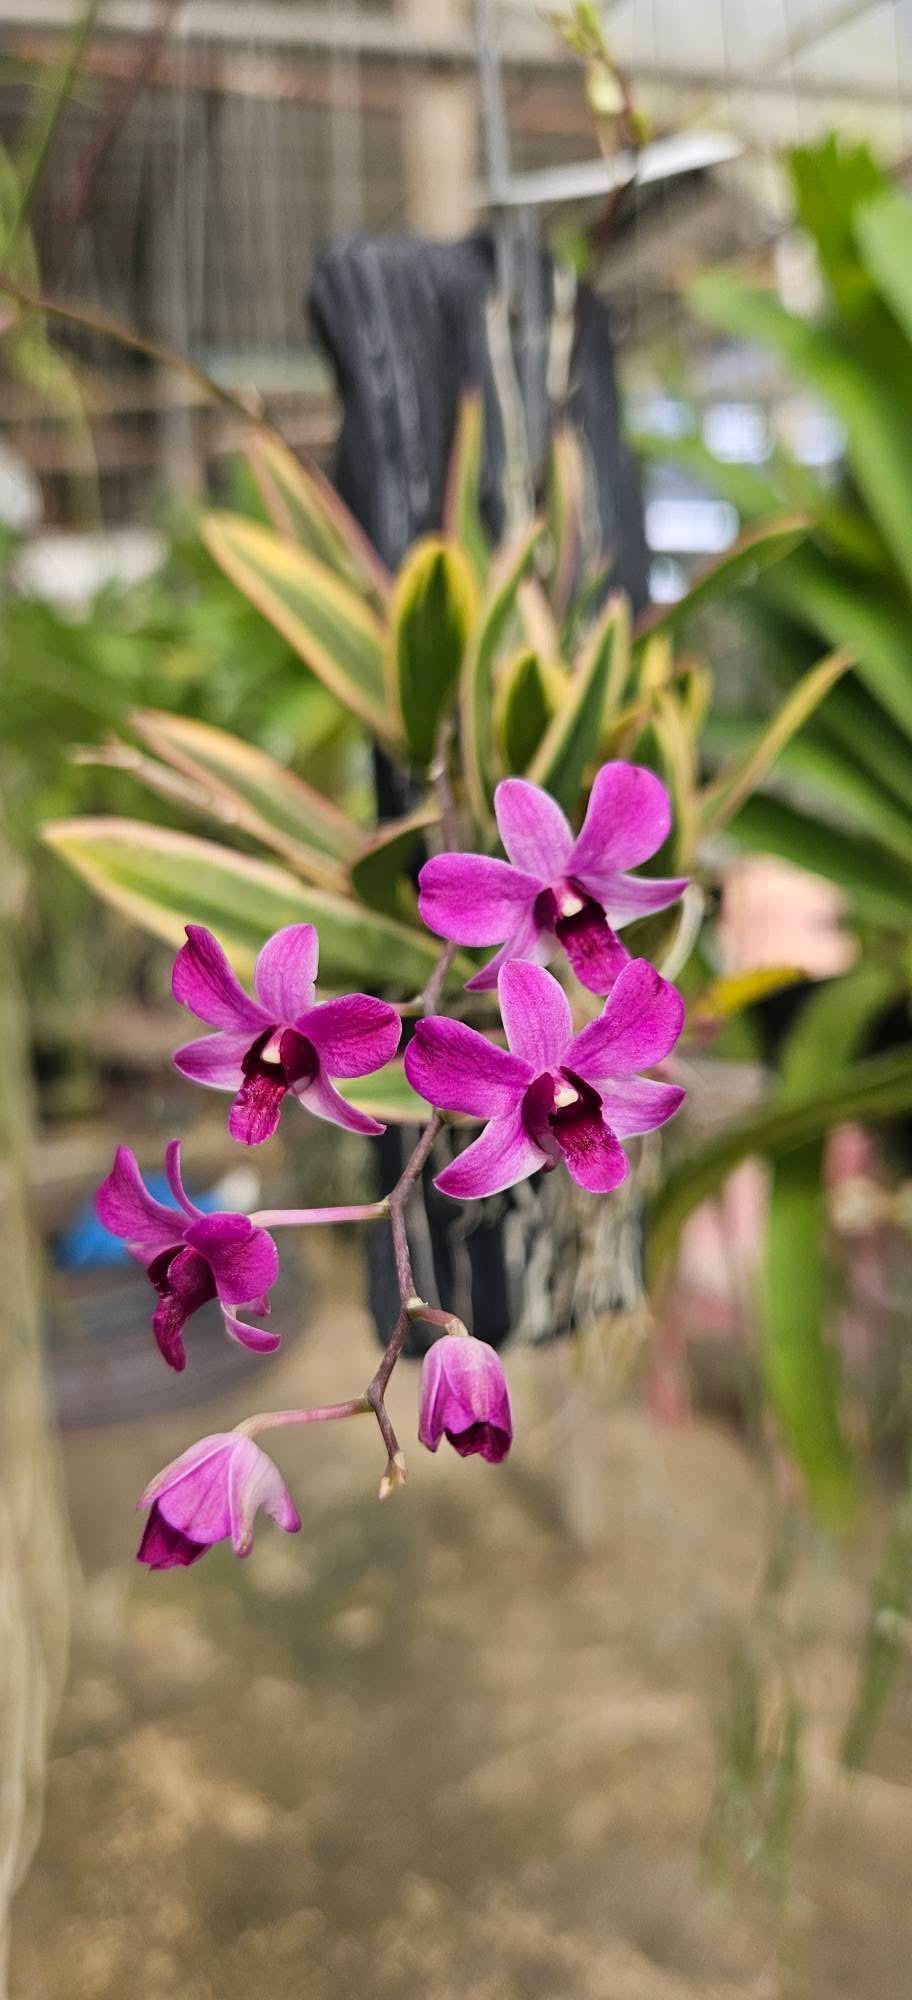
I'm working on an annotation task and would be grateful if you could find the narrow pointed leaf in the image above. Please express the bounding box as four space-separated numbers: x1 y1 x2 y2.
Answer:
498 648 560 774
247 432 391 603
647 1041 912 1289
42 817 457 990
389 538 476 768
689 270 912 598
461 519 543 826
201 513 391 739
544 424 587 618
700 646 855 836
350 804 438 918
130 709 360 882
443 388 490 580
634 516 810 648
527 592 628 812
728 795 912 931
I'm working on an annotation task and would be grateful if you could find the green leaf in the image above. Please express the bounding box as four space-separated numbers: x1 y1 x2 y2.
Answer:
247 432 391 604
790 136 888 316
702 714 912 871
388 538 476 768
689 272 912 599
633 515 810 648
460 520 543 827
200 513 391 740
338 1060 430 1125
544 424 586 618
700 646 855 836
855 191 912 352
42 817 453 990
647 1039 912 1288
349 805 438 919
443 389 490 581
498 648 556 774
765 1148 854 1523
759 966 896 1523
728 795 912 931
130 709 360 885
527 593 627 812
765 549 912 744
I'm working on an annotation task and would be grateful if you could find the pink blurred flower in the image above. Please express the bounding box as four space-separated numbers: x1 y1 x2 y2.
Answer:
172 922 401 1146
95 1140 281 1370
137 1431 300 1568
418 1334 513 1462
418 765 686 995
404 957 685 1200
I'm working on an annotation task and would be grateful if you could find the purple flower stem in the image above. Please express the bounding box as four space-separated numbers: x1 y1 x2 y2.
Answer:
248 1201 387 1228
239 1397 371 1437
234 1109 448 1492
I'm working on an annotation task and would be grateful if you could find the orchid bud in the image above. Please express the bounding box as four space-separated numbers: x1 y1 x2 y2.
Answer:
418 1333 513 1463
137 1432 300 1569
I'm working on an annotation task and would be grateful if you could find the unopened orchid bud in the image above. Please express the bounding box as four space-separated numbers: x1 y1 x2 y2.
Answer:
418 1334 513 1464
137 1432 300 1569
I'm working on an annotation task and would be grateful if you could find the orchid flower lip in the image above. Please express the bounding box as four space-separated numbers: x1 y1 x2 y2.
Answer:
94 1143 282 1368
171 922 402 1144
417 765 687 997
403 959 685 1202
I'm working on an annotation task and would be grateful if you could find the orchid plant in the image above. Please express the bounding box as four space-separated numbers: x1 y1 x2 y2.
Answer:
95 758 687 1569
46 402 867 1546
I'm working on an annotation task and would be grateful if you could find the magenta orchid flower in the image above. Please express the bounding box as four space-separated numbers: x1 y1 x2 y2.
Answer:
418 762 687 995
171 923 402 1146
404 957 685 1200
137 1431 300 1569
418 1333 513 1462
95 1142 282 1371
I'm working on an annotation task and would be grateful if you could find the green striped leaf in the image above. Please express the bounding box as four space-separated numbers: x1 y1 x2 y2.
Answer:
42 817 450 991
247 432 391 603
201 512 391 740
130 709 360 886
388 538 476 767
461 520 543 827
527 593 627 812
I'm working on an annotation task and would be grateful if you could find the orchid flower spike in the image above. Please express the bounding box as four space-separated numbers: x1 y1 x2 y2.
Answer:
95 1141 282 1370
404 958 685 1200
172 922 402 1146
418 1333 513 1462
418 763 687 995
137 1432 300 1569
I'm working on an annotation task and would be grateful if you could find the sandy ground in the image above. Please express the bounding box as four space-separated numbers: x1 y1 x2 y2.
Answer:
11 1239 912 2000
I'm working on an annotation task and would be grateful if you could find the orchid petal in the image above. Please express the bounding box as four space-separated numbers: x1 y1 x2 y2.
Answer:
227 1437 301 1555
568 762 672 876
568 961 685 1081
95 1146 182 1257
294 1067 385 1136
404 1017 530 1117
434 1109 547 1200
597 873 689 928
494 778 573 879
173 1031 251 1090
418 853 541 946
555 904 630 995
221 1308 282 1355
186 1214 279 1304
464 910 555 992
301 994 401 1078
140 1432 237 1510
172 925 268 1032
253 924 318 1021
152 1437 236 1541
497 961 572 1072
598 1077 685 1138
552 1107 628 1194
137 1508 207 1569
164 1139 201 1218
